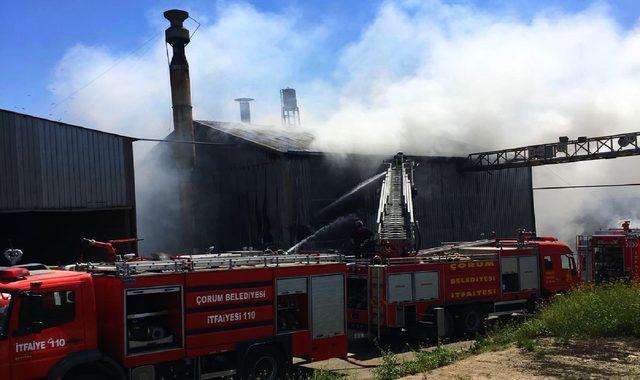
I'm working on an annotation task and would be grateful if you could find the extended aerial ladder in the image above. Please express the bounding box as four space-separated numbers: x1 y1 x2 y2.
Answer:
376 153 419 256
462 132 640 171
73 251 346 276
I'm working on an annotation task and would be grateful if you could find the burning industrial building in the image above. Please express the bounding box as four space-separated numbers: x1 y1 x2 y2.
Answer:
0 8 534 264
135 10 534 255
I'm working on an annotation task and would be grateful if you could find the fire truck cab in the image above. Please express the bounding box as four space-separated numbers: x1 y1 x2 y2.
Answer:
0 253 348 380
577 221 640 283
0 267 98 380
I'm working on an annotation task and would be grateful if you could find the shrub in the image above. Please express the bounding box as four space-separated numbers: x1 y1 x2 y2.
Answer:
372 349 404 380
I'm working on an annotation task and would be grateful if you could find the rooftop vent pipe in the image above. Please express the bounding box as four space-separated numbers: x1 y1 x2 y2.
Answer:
165 9 195 160
165 9 195 251
234 98 254 123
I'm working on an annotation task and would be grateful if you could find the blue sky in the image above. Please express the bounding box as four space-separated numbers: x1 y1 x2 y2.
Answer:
2 0 640 119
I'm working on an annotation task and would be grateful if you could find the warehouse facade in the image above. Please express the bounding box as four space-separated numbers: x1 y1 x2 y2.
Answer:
138 120 536 253
0 109 136 264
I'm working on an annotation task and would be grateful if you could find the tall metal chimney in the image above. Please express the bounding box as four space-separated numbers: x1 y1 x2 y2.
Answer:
165 9 195 251
234 98 254 123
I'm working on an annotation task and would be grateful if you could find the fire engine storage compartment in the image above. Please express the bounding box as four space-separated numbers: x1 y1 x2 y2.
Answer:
0 110 137 264
125 286 183 354
90 261 347 377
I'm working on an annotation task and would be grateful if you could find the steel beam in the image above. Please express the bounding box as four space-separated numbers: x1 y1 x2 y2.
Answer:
462 132 640 171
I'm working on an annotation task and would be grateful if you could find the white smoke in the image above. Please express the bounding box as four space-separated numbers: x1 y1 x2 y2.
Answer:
49 3 328 139
310 2 640 155
48 1 640 246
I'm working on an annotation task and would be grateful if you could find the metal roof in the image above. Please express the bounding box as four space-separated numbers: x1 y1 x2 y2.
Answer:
0 109 136 211
195 120 317 154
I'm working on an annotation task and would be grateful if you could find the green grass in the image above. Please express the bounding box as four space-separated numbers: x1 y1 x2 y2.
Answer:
372 345 463 380
299 369 345 380
400 346 461 375
475 282 640 353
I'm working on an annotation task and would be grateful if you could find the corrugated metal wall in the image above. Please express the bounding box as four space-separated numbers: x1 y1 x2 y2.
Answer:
412 157 534 247
0 110 135 211
195 143 292 250
302 155 535 250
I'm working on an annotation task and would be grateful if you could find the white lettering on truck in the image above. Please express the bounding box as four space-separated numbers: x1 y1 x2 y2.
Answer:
196 290 267 306
15 338 65 353
206 311 257 325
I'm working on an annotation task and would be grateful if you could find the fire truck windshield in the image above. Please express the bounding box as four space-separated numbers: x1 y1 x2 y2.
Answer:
0 292 12 338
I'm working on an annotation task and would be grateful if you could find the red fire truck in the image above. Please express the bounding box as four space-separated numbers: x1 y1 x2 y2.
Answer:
347 238 581 339
347 154 581 339
577 221 640 283
0 252 348 380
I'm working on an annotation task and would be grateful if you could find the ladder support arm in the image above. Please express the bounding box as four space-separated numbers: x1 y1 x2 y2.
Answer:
462 132 640 171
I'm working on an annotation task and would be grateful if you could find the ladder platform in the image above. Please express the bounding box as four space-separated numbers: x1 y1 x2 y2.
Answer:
73 253 347 276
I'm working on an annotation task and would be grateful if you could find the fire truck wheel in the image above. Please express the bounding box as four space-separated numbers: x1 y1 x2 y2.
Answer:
525 297 541 314
243 345 285 380
459 308 484 336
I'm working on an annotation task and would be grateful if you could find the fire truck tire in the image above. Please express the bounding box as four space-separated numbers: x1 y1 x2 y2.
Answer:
48 350 124 380
525 297 542 314
458 308 485 336
243 345 286 380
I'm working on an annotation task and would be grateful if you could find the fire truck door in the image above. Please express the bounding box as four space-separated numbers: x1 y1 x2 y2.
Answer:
311 275 345 339
414 272 439 300
11 284 85 379
519 256 539 291
387 274 413 303
501 256 539 292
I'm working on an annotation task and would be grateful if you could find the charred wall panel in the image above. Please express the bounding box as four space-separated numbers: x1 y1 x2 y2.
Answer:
292 154 384 250
194 144 292 251
0 110 135 211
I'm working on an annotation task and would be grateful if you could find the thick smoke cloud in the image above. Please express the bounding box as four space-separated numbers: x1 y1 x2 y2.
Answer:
312 2 640 155
48 1 640 248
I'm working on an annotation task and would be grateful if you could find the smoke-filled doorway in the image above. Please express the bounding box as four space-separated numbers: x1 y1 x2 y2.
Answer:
0 209 136 266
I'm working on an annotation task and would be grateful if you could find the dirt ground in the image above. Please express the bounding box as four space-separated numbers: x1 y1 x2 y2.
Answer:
300 338 474 379
302 338 640 379
403 338 640 380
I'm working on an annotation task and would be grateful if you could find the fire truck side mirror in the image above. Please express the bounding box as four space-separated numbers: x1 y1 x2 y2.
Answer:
14 293 44 336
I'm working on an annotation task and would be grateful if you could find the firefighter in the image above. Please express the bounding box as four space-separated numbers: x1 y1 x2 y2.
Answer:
351 220 373 258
